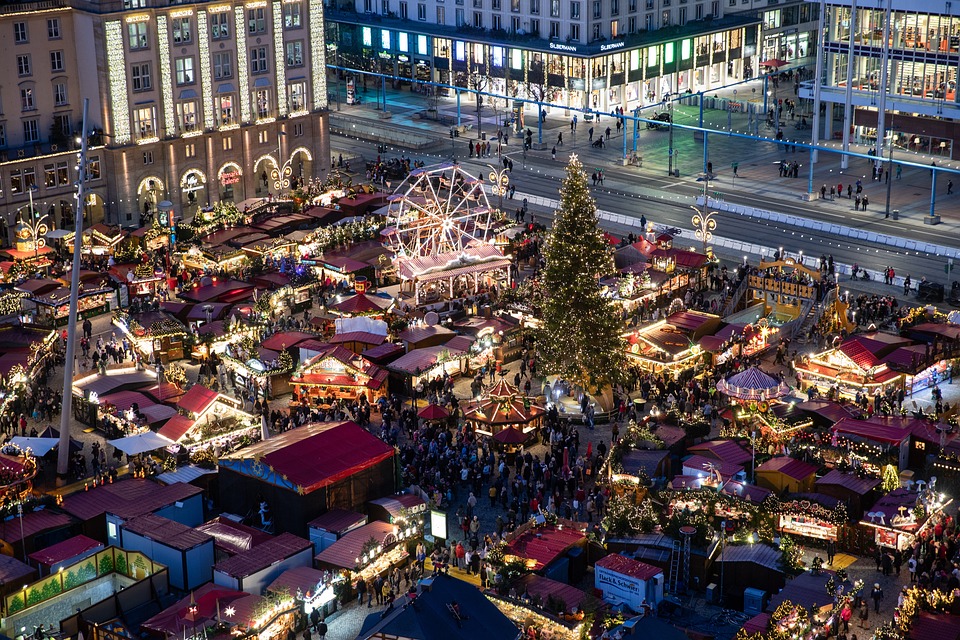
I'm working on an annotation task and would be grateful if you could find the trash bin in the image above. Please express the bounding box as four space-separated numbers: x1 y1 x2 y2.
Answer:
892 209 899 220
481 132 487 141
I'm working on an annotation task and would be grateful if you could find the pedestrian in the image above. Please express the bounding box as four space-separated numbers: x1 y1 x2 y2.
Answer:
896 164 902 179
821 184 827 199
588 127 594 142
908 556 917 582
855 195 861 210
862 195 869 210
848 184 853 198
871 583 883 613
949 180 954 194
826 539 836 565
859 601 869 628
605 126 611 140
557 132 563 145
551 146 557 160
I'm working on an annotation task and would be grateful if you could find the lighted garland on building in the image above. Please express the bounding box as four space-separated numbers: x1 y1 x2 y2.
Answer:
778 535 804 573
601 494 659 538
893 585 956 634
762 495 848 526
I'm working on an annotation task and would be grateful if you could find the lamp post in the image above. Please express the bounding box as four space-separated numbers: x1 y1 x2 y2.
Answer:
885 130 897 218
16 185 48 265
691 172 718 256
487 164 510 213
720 519 726 606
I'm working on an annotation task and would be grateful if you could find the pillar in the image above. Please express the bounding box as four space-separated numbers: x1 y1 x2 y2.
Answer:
840 0 858 170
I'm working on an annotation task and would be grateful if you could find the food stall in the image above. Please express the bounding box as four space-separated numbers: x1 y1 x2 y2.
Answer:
119 261 166 300
64 223 126 256
314 520 411 589
768 495 847 542
222 336 296 400
290 345 388 406
32 282 114 327
180 244 248 275
112 310 189 363
861 487 951 551
462 378 545 439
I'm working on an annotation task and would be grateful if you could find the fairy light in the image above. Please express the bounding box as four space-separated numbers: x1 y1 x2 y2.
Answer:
156 16 175 136
197 10 214 130
105 21 131 144
309 0 327 110
235 7 252 122
272 1 287 116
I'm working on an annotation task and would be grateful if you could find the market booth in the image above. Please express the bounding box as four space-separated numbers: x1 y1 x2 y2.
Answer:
308 509 367 554
755 457 820 494
30 279 114 327
502 519 588 584
213 532 313 595
217 421 396 537
64 224 126 256
772 494 847 542
27 535 103 576
119 513 215 590
266 565 339 622
594 553 664 611
462 378 546 441
112 310 189 363
315 520 410 591
861 486 951 550
290 345 389 407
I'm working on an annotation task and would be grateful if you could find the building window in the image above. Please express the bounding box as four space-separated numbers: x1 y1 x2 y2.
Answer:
550 0 559 16
185 142 196 158
284 3 302 28
289 81 306 110
530 18 540 33
20 88 35 111
292 122 303 136
0 124 6 147
175 57 195 85
511 16 520 31
382 0 390 13
473 0 481 6
695 3 703 18
258 130 269 144
662 9 670 24
570 23 579 40
222 137 232 150
492 0 501 7
570 1 580 18
56 160 69 185
250 47 268 74
218 95 235 126
124 0 146 8
611 0 619 14
50 51 64 73
211 12 230 39
128 21 148 49
44 163 56 188
17 55 31 77
611 18 619 36
88 155 101 180
132 63 152 91
248 8 266 34
492 14 502 29
47 19 61 39
286 41 304 66
437 6 445 22
54 82 67 105
214 52 232 79
549 21 560 38
10 169 22 194
172 17 192 43
134 106 156 139
177 101 198 132
417 3 426 19
13 22 27 44
143 150 154 164
400 2 408 18
645 12 654 28
530 0 540 13
511 0 520 11
23 119 39 144
592 22 600 38
254 89 270 119
471 11 480 26
592 1 600 18
678 6 685 24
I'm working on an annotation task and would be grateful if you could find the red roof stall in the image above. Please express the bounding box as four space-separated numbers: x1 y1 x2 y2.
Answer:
366 493 427 525
308 509 367 554
217 421 396 537
59 479 205 546
28 535 103 576
141 582 250 639
0 555 37 605
755 456 820 494
196 516 275 561
213 532 313 595
119 514 215 591
503 522 588 583
0 510 74 560
595 553 665 611
832 417 912 469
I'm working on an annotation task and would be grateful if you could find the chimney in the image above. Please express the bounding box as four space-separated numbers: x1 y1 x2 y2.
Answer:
420 577 434 592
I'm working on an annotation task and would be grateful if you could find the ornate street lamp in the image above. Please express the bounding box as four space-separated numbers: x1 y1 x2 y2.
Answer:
487 164 510 213
690 205 718 257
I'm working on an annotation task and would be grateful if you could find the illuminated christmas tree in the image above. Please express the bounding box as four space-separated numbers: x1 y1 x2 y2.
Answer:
881 464 900 493
538 154 625 390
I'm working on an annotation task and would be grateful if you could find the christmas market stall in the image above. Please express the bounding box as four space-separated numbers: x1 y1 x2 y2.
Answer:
755 457 820 494
129 218 171 252
221 335 296 401
112 310 189 363
266 565 340 623
213 533 314 595
168 384 256 448
386 342 473 388
623 311 721 373
860 485 951 551
217 421 396 537
30 279 114 327
831 416 912 471
766 493 847 542
314 520 412 589
699 320 780 366
462 378 546 441
814 470 881 519
290 345 388 407
329 292 394 319
0 322 58 400
177 279 256 305
114 260 166 301
594 553 664 611
501 519 588 583
794 337 904 401
64 224 126 256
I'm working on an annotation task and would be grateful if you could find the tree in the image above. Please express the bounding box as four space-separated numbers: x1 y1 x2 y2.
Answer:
538 155 625 390
881 464 900 492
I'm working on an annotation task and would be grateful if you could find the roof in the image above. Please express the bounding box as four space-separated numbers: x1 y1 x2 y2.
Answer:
768 571 837 613
368 493 427 521
321 255 369 273
907 322 960 341
682 454 744 479
308 509 367 534
883 345 930 372
756 456 820 481
720 480 773 504
218 421 394 494
666 310 718 332
154 463 217 486
595 553 663 580
844 332 912 356
815 469 881 495
176 385 219 416
621 450 669 478
142 582 249 636
330 293 393 315
195 516 274 556
28 535 102 567
214 532 312 578
60 479 203 521
515 574 587 611
717 542 783 572
267 565 327 597
0 510 72 542
397 324 456 345
503 525 585 571
328 331 388 347
656 424 687 448
870 488 921 523
357 573 520 640
261 331 317 351
315 521 397 570
394 244 505 280
388 344 469 376
157 414 197 442
687 440 753 466
0 554 35 583
837 339 882 369
122 513 213 551
833 417 912 445
362 342 405 362
796 400 861 424
909 613 960 640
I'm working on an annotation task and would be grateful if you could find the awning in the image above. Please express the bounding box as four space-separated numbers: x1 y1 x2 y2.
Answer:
108 431 174 456
9 436 58 456
179 89 198 100
253 77 271 88
217 83 236 94
46 229 71 239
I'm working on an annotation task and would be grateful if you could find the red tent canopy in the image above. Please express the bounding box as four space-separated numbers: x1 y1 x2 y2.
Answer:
493 427 529 444
418 404 449 420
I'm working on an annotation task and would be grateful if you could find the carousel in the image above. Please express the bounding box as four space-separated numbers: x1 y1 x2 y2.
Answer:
716 367 799 442
463 378 545 446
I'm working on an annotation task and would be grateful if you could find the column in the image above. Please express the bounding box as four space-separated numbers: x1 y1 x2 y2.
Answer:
840 0 858 170
874 0 894 164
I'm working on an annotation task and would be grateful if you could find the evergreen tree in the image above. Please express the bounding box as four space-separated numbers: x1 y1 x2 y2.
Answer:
538 154 625 389
881 464 900 493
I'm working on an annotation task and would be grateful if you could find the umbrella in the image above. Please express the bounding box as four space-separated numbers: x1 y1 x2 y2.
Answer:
493 427 528 444
760 59 788 68
38 426 83 452
418 404 450 420
108 431 174 456
8 437 59 457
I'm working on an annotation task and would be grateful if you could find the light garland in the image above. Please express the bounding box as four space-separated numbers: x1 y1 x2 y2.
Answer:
272 1 287 116
309 0 327 110
156 16 175 137
197 10 214 130
235 7 251 123
105 21 131 145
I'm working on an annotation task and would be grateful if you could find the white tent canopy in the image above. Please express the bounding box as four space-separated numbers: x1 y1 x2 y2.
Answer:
108 432 174 456
9 437 59 456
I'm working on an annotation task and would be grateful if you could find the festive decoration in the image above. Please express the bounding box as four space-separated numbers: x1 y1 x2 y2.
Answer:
601 494 659 537
763 495 848 526
778 535 804 573
881 464 900 492
538 155 625 389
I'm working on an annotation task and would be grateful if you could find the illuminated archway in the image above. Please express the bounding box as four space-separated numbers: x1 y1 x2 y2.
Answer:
217 162 244 202
289 147 314 188
179 168 207 219
253 154 278 196
136 176 165 226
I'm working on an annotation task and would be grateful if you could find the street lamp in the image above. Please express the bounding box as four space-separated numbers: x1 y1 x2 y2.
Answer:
271 133 293 194
487 164 510 213
691 206 718 256
16 186 48 264
885 130 897 218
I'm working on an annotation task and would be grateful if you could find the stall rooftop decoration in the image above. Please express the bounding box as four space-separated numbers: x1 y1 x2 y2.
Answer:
502 520 587 572
357 573 523 640
462 378 546 438
716 367 791 402
794 336 903 400
861 486 951 551
382 163 511 307
217 421 396 536
623 311 721 373
329 292 394 317
112 310 188 363
63 224 126 256
290 345 388 405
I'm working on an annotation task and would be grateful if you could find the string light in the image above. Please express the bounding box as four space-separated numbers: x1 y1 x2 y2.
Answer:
197 10 214 130
235 7 252 123
309 0 327 110
105 21 131 145
273 1 287 116
156 16 175 136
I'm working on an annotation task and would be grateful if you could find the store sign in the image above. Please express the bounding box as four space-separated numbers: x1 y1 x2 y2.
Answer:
430 510 447 539
549 42 578 53
601 41 626 52
182 173 204 193
221 172 240 185
596 566 642 596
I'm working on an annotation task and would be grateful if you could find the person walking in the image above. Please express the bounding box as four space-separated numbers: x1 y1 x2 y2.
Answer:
588 127 594 142
557 132 563 145
862 195 869 210
871 583 884 614
552 146 557 160
949 180 954 194
826 539 836 566
859 600 869 628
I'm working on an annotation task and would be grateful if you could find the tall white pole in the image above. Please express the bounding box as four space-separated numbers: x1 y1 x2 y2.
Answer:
57 98 90 479
809 0 827 166
840 0 858 170
874 0 894 165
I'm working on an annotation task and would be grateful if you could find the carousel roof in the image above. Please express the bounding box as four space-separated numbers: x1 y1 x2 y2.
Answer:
330 292 393 315
463 378 544 427
715 367 791 401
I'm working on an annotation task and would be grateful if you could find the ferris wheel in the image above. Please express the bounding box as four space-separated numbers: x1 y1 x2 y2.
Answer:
384 163 496 259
